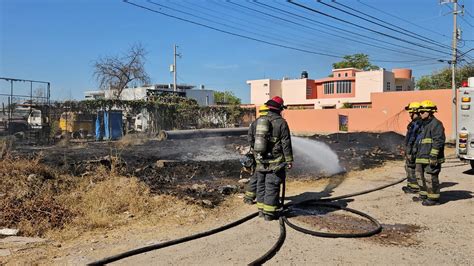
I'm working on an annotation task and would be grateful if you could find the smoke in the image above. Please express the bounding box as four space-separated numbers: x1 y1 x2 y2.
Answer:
178 137 242 161
291 136 345 177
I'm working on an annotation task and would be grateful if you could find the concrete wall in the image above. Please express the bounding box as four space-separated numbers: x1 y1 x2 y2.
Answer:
248 79 272 104
281 79 308 105
283 89 453 137
118 87 147 100
383 70 396 92
354 70 384 101
270 80 283 99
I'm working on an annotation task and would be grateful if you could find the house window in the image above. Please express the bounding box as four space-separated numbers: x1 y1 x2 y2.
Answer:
338 73 341 77
386 82 391 91
306 86 312 97
324 82 334 94
336 80 352 94
345 73 348 77
396 85 403 91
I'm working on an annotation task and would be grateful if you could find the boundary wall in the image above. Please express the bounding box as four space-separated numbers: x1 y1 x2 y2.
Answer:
282 89 453 138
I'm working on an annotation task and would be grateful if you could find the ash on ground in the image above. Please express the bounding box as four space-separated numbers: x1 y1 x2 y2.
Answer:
11 132 404 207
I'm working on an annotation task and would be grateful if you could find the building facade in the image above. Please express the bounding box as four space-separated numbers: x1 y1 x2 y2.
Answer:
247 68 415 109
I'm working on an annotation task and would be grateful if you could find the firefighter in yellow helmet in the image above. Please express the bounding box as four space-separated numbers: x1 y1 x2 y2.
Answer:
243 105 270 205
413 100 445 206
246 97 294 221
402 102 422 194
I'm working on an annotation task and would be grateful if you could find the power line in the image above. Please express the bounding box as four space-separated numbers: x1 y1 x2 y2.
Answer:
444 2 474 27
124 0 343 58
356 0 451 39
148 0 344 56
326 0 453 51
345 0 471 61
229 0 438 61
124 0 449 64
288 0 452 56
250 0 444 60
172 0 351 55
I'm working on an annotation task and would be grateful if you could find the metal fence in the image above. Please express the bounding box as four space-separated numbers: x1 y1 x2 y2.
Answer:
0 77 51 144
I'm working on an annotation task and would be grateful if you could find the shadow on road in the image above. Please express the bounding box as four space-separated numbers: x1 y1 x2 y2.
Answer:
439 182 458 189
439 190 473 204
462 169 474 175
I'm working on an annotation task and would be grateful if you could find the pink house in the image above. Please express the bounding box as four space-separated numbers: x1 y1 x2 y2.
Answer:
247 68 415 109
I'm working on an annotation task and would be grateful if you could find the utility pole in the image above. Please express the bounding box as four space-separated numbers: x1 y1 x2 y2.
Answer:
171 44 181 92
451 0 458 141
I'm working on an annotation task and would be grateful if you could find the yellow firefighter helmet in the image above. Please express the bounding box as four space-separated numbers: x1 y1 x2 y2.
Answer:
259 105 269 114
419 100 437 112
405 102 421 113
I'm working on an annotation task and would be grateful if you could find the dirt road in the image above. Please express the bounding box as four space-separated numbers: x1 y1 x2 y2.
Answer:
6 156 471 265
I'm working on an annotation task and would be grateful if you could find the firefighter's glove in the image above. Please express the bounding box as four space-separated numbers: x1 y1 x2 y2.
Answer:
429 155 438 167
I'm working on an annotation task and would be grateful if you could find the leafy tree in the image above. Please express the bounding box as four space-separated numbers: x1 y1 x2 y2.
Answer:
214 91 241 105
416 64 474 90
332 53 379 71
93 43 150 98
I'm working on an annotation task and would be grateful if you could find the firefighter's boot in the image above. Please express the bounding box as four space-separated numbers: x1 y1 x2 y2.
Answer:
243 198 254 205
263 213 278 221
402 186 418 194
412 195 427 202
422 198 440 206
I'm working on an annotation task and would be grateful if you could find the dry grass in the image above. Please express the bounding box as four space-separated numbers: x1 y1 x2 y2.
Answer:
0 136 15 159
114 133 148 148
0 154 207 240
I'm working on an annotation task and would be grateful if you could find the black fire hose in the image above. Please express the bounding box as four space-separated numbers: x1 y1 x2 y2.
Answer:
87 211 258 266
247 177 405 264
283 202 382 238
88 176 407 265
248 217 287 266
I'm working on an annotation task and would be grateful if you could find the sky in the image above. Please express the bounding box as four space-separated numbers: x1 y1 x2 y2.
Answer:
1 0 473 103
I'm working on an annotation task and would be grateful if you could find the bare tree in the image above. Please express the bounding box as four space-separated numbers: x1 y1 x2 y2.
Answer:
93 43 150 98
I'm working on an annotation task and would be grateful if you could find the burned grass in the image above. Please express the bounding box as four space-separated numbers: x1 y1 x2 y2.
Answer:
309 132 404 170
4 132 405 238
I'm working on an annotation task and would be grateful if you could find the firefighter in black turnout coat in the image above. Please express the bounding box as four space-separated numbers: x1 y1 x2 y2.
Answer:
413 100 446 206
247 96 294 221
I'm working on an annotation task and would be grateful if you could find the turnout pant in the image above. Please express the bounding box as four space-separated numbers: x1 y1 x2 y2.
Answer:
405 159 419 190
244 173 257 202
415 163 441 201
255 169 286 217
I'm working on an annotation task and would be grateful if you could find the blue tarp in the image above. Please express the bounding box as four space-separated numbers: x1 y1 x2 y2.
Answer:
95 111 103 141
96 110 123 141
105 111 123 140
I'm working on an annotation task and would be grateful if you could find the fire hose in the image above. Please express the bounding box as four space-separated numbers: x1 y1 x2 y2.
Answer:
87 176 407 265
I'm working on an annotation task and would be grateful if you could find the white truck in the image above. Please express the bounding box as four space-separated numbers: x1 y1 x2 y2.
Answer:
456 77 474 169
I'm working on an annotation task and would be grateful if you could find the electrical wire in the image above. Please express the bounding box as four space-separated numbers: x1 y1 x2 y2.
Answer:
247 0 442 61
356 0 451 39
124 0 444 63
153 0 326 53
172 0 353 55
234 0 443 62
288 0 452 56
325 0 454 51
123 0 343 59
